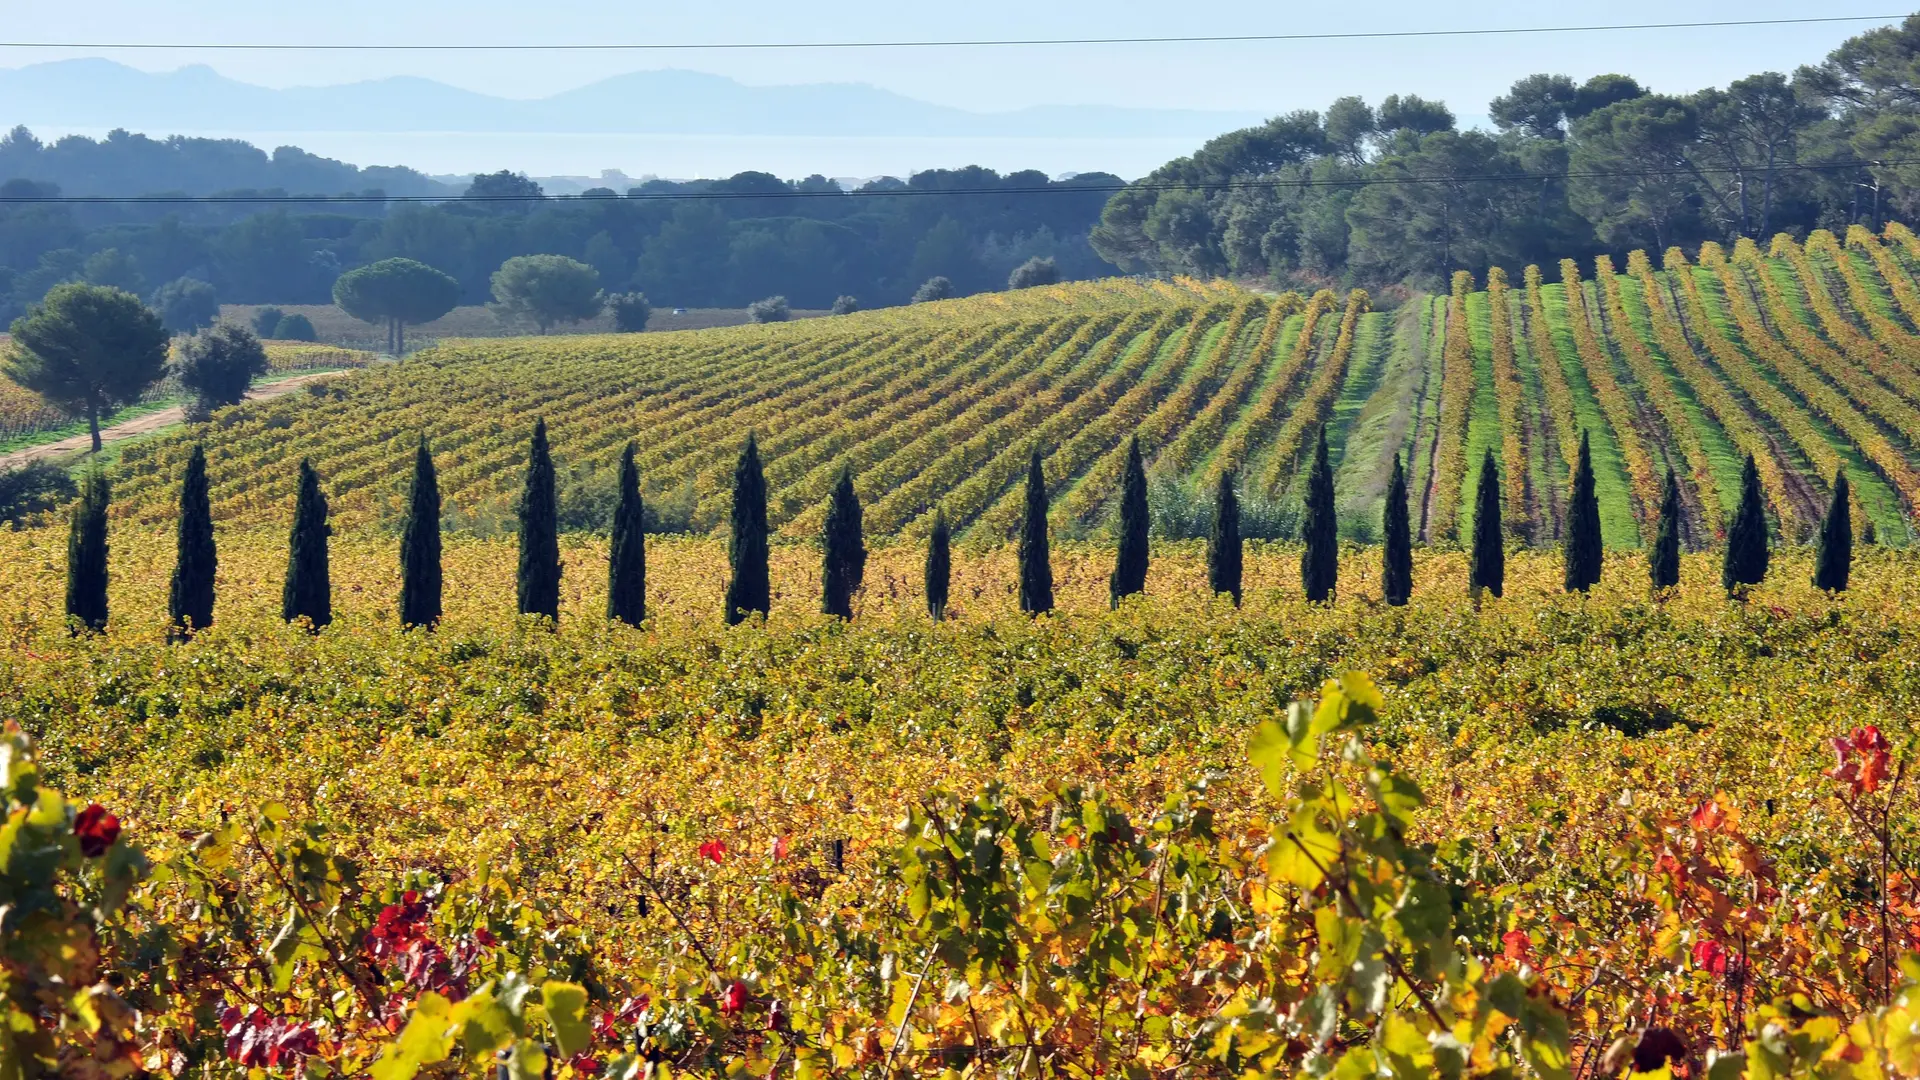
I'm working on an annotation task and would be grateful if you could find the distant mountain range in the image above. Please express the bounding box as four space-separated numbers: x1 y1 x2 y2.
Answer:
0 60 1264 139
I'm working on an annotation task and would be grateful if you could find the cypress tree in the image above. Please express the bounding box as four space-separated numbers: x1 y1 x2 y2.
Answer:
1563 430 1603 593
399 436 442 630
1722 453 1770 598
821 465 867 619
1017 449 1054 616
1813 468 1852 593
282 458 331 630
1468 450 1504 599
168 445 215 638
925 507 951 622
1382 453 1412 607
607 441 646 626
1207 468 1243 607
1300 426 1338 604
726 432 771 625
516 418 561 621
65 467 110 634
1109 435 1149 608
1649 469 1682 593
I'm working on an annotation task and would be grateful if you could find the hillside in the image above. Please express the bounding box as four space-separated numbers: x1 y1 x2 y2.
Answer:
105 227 1920 547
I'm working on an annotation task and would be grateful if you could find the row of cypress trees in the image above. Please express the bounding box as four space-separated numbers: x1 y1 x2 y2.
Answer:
62 426 1857 634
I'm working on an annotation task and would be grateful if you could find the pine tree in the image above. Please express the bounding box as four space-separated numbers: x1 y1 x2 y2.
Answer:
1300 426 1338 603
516 418 561 621
1649 469 1682 593
1207 468 1243 607
282 458 332 630
168 444 215 638
925 507 951 622
1109 435 1149 608
726 432 771 625
1813 468 1852 593
821 465 867 619
1722 453 1770 598
607 441 646 626
1382 453 1412 607
1563 430 1603 593
398 436 442 630
1469 450 1504 599
65 467 110 633
1017 449 1054 616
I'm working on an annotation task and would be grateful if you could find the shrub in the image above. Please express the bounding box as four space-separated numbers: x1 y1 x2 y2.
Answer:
251 306 287 337
831 295 859 315
912 276 954 304
1008 256 1061 290
175 324 270 418
747 296 791 323
0 460 78 524
271 313 318 341
150 277 219 335
609 292 653 332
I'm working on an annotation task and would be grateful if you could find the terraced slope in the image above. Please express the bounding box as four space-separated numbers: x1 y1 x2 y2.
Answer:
104 233 1920 546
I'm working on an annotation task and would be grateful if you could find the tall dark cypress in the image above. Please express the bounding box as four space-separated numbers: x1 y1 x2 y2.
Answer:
1109 435 1149 608
1468 450 1504 599
821 466 867 619
607 441 646 626
925 507 951 622
1017 449 1054 616
1649 469 1682 593
516 418 561 621
399 436 442 630
725 432 771 625
1207 468 1243 607
1813 468 1852 593
168 445 215 638
1563 430 1603 593
1382 453 1412 607
282 458 332 630
1722 453 1770 598
1300 426 1338 604
65 467 110 634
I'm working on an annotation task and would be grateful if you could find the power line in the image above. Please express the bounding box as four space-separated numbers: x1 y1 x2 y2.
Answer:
0 15 1900 52
0 159 1906 205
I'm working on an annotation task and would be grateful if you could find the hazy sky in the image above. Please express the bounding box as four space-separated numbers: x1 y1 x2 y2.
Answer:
1 0 1895 115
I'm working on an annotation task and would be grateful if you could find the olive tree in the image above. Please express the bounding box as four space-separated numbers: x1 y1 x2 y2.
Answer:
175 323 270 420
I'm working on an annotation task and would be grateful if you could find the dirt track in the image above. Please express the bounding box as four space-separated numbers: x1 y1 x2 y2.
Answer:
0 371 342 470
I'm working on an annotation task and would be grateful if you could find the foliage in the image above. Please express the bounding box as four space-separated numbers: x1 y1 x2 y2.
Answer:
252 305 287 337
64 467 108 632
1382 453 1412 605
1018 450 1054 615
282 458 332 628
272 313 319 341
726 433 770 625
1207 467 1242 606
400 437 443 629
167 443 215 637
911 276 954 304
5 282 170 451
1008 255 1061 289
491 256 605 335
924 507 950 621
608 442 646 626
0 459 76 524
1815 469 1853 593
332 258 461 354
1299 426 1337 602
1724 454 1771 598
174 322 269 418
831 295 859 315
821 466 866 619
1469 450 1504 598
1651 469 1683 592
149 276 219 334
1109 435 1149 607
1564 431 1603 592
516 419 561 621
608 292 653 333
746 295 790 324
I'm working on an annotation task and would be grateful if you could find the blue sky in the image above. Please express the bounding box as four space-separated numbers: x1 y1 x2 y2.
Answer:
2 0 1893 113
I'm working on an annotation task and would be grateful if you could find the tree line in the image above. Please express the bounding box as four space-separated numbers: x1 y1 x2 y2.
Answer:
0 144 1120 323
59 420 1855 636
1092 16 1920 290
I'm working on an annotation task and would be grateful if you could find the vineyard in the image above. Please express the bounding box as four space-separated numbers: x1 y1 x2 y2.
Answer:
86 229 1920 550
13 234 1920 1078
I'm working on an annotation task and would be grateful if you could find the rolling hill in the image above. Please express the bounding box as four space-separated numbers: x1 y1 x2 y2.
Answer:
105 226 1920 548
